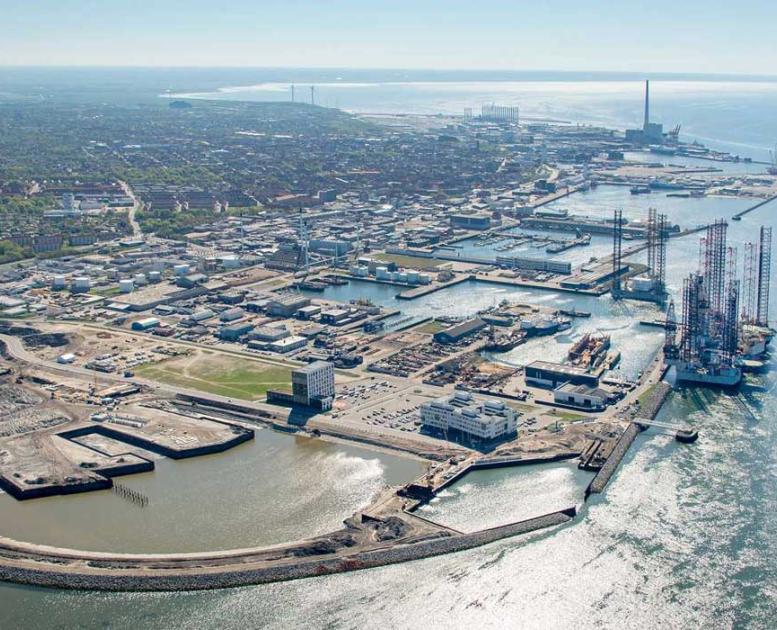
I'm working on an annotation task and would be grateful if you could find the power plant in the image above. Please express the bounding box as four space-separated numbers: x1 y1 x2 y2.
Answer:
665 221 773 386
625 80 680 145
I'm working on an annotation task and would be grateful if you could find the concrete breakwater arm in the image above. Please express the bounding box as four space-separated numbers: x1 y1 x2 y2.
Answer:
0 507 576 592
585 382 672 499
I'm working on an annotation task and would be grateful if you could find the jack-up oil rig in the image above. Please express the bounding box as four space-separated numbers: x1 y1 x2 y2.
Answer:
664 222 772 386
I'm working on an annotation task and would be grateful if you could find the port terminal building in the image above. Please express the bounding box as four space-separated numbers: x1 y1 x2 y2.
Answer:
420 391 518 442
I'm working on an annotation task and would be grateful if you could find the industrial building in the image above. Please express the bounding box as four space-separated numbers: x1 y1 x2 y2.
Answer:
218 322 253 341
219 307 244 322
524 361 600 389
420 392 518 442
433 318 487 344
266 294 311 317
249 325 289 343
552 383 609 410
267 335 307 353
131 317 160 331
495 255 572 275
449 213 493 230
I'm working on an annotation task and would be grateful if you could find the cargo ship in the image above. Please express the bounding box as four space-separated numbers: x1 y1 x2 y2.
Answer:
567 333 611 370
521 316 571 337
484 331 525 352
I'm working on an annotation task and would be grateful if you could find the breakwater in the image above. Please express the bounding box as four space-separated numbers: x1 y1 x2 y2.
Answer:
584 423 641 499
0 507 576 592
584 381 672 500
731 193 777 220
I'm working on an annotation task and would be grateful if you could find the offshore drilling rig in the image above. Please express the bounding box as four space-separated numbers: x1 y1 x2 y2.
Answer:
611 208 668 304
664 222 773 387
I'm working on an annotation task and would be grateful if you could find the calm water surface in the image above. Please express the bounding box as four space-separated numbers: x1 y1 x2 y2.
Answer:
0 429 425 553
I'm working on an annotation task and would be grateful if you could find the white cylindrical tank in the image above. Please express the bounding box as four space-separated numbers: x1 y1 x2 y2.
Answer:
119 279 134 293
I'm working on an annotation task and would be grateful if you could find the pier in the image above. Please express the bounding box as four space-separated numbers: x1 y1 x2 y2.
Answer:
731 193 777 220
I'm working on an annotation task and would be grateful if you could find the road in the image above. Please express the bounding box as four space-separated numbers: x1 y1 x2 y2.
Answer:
118 180 143 239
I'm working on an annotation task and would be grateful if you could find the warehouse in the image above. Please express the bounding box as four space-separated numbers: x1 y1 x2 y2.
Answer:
249 325 290 343
552 383 609 410
131 317 160 331
433 318 487 344
524 361 599 389
218 322 253 341
267 294 311 317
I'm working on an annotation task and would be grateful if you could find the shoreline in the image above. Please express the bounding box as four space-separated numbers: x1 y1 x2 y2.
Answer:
0 346 676 593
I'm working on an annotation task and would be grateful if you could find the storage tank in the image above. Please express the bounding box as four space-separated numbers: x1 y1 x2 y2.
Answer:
148 270 162 283
52 275 67 290
174 264 190 276
133 273 147 285
119 279 134 293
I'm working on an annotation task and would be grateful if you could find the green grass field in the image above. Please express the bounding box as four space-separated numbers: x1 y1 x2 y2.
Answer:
137 354 292 400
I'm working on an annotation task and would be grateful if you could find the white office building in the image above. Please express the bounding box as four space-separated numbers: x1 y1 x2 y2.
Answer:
420 392 518 441
292 361 335 410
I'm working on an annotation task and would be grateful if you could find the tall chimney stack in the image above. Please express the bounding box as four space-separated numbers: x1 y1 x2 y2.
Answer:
643 80 650 130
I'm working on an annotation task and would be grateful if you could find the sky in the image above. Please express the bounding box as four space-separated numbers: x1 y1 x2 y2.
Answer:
2 0 776 75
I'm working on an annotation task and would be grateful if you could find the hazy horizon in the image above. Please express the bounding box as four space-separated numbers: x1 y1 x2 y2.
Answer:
3 0 775 74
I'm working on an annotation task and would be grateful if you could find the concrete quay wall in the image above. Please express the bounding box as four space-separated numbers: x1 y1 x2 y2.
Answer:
59 424 255 460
